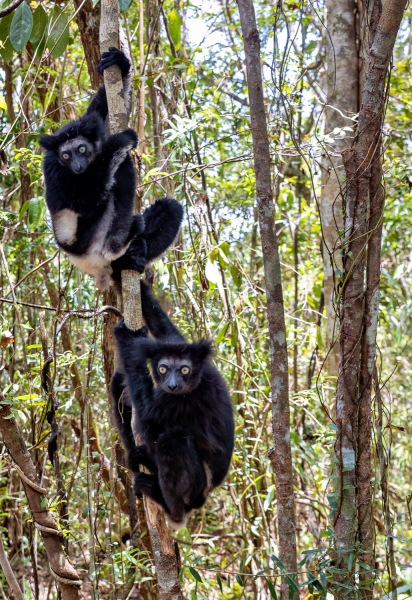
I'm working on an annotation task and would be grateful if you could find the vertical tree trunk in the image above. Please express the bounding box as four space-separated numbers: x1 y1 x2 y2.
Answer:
320 0 359 379
73 0 101 89
99 2 182 598
0 397 81 599
236 1 297 597
334 0 407 595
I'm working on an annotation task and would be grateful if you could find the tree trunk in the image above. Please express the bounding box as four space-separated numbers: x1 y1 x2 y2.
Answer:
99 2 182 598
0 396 81 599
334 0 407 595
236 1 297 597
320 0 359 379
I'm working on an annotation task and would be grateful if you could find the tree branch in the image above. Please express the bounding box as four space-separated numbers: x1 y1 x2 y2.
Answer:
0 395 81 599
0 0 23 18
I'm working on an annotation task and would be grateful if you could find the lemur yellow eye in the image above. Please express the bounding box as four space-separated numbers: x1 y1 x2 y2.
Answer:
78 145 86 154
62 152 70 160
158 366 167 375
181 366 190 375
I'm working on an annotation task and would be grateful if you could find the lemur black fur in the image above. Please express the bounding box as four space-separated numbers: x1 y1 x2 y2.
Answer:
40 48 183 290
111 282 234 527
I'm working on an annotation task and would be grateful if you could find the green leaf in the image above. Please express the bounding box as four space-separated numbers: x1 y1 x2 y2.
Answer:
10 1 32 52
47 7 69 59
271 555 286 571
285 575 300 594
382 583 412 599
0 12 14 62
119 0 133 11
266 578 278 599
30 5 47 44
27 198 45 232
235 575 244 587
188 567 202 583
216 574 223 593
167 8 181 51
215 323 229 344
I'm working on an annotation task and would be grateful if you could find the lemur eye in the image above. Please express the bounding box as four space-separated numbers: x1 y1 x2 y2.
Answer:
158 365 168 375
181 366 190 375
62 152 70 160
78 145 86 154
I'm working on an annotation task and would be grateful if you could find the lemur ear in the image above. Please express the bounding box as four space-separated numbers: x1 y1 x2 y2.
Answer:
191 340 213 362
39 134 60 151
79 114 105 141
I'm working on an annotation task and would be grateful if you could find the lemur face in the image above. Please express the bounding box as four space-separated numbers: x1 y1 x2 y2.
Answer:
155 355 194 395
58 136 97 174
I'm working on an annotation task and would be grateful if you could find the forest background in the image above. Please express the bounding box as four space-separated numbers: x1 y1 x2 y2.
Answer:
0 0 411 598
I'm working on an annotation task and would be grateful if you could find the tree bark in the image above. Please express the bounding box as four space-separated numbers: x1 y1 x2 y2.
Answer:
0 395 81 599
99 2 182 598
334 0 407 594
320 0 359 379
236 1 297 597
73 0 101 90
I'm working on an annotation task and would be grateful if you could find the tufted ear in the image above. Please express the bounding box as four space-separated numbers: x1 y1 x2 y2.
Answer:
78 114 105 142
190 340 213 363
39 133 60 151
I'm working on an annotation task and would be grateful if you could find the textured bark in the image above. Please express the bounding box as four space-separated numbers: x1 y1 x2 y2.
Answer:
334 0 407 593
99 0 128 133
99 3 181 598
0 396 81 599
321 0 359 378
236 1 297 597
357 156 383 594
42 261 129 514
0 533 24 599
73 0 102 90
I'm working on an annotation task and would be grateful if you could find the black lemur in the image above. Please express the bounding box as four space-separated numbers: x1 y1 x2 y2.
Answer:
40 48 183 290
111 282 234 528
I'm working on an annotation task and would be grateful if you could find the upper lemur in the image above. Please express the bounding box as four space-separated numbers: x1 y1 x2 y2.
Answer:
40 47 183 290
111 282 234 528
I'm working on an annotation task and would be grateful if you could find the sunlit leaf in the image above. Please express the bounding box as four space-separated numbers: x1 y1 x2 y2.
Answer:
0 12 14 61
167 8 181 51
27 198 45 232
205 259 219 285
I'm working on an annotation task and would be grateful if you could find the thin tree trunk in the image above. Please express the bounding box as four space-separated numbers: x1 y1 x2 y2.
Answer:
236 1 297 597
334 0 407 594
0 395 81 599
99 2 182 598
320 0 359 379
72 0 101 90
0 533 24 600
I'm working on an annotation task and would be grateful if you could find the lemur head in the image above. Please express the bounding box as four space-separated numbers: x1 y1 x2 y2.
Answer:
151 340 213 395
40 114 105 174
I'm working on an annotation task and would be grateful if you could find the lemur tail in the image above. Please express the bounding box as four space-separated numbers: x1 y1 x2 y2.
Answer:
142 198 183 261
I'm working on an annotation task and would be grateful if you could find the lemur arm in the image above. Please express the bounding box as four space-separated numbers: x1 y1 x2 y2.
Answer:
140 281 185 342
86 47 132 121
111 371 157 473
113 322 156 409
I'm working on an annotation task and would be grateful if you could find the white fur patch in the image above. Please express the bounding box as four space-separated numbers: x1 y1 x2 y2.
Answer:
68 251 113 291
104 148 129 193
52 209 78 246
166 514 188 530
102 239 132 262
203 462 214 494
